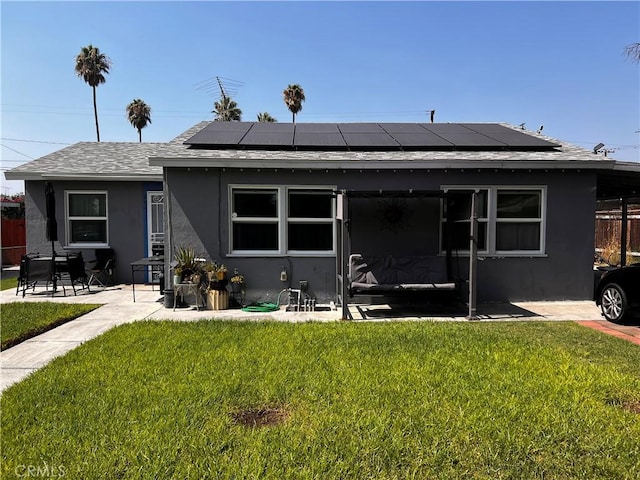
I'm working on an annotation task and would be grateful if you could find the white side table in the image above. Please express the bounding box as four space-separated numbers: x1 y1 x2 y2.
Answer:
174 282 202 311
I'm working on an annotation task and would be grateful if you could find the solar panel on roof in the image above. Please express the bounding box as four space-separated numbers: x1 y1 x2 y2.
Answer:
337 123 386 134
436 133 507 147
294 132 346 147
183 121 560 151
390 133 454 147
184 122 251 145
341 133 400 148
459 123 514 134
378 123 431 134
249 122 294 133
295 123 340 133
422 124 476 134
239 131 294 146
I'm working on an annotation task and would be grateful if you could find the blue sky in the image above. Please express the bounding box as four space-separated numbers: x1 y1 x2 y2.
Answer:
2 1 639 195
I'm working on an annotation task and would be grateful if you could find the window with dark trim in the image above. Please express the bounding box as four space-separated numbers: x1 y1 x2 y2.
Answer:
230 186 335 254
441 187 545 255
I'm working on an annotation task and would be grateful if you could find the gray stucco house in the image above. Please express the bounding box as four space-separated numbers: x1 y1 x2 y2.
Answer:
7 121 640 312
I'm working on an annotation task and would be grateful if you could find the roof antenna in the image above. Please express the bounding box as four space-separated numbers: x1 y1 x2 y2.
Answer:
216 76 227 101
537 125 544 134
593 143 605 154
518 123 526 130
430 110 435 123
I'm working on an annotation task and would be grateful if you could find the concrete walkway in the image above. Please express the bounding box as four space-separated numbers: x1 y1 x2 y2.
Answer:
2 280 638 392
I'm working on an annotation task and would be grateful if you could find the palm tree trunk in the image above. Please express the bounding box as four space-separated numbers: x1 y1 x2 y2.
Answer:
138 128 142 143
292 111 295 123
92 86 100 142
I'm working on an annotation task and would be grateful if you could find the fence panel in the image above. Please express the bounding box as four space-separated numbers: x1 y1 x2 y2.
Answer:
1 218 26 265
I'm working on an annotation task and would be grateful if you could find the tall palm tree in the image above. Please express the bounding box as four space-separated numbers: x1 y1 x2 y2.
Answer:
74 44 111 142
213 96 242 121
283 84 305 123
624 42 640 62
257 112 277 123
126 99 152 142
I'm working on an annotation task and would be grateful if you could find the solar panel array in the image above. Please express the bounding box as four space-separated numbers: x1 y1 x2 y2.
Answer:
184 122 560 151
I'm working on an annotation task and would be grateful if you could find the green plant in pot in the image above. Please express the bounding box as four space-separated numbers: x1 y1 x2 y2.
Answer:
173 266 183 286
216 263 228 280
173 245 204 283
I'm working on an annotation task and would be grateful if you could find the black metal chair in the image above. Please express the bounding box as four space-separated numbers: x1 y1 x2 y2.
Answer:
87 248 116 287
56 252 90 295
15 253 57 297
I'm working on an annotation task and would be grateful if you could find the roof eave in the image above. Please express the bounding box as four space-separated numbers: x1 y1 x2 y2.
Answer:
4 172 163 182
149 156 616 171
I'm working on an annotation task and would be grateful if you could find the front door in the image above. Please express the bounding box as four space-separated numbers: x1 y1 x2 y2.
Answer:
147 191 165 282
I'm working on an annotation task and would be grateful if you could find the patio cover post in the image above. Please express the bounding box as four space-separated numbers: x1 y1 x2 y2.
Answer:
467 190 479 320
339 191 350 320
621 197 628 267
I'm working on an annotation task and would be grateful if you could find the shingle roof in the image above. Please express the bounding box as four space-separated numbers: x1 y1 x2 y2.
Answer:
5 121 625 181
4 121 210 181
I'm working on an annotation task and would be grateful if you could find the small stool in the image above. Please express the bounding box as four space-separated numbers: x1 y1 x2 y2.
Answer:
174 282 201 311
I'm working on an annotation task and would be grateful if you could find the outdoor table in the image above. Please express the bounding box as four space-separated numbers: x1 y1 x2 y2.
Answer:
130 256 165 302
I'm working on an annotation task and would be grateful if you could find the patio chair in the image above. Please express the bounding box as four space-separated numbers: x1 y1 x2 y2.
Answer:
87 248 116 287
15 253 56 297
57 252 90 295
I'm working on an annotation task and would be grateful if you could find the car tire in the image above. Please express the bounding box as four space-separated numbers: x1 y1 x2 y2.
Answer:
600 283 628 323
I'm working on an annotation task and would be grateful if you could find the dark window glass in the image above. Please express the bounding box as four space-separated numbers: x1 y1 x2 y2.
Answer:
289 191 333 218
444 191 488 220
70 220 107 243
288 223 333 250
496 223 540 250
69 194 106 217
497 191 540 219
442 222 487 251
233 190 277 218
233 223 278 250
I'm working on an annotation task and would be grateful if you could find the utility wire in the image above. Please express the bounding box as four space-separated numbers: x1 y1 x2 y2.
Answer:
1 138 72 145
0 144 34 159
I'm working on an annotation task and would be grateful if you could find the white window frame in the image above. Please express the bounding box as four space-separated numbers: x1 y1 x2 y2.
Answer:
229 185 336 256
65 190 109 247
442 185 546 257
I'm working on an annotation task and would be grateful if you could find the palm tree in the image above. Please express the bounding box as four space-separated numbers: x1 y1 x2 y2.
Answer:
283 84 305 123
126 99 152 142
213 96 242 121
74 44 111 142
257 112 277 123
624 42 640 62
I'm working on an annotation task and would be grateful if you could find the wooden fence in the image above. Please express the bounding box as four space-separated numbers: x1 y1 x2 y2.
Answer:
595 207 640 261
1 218 26 266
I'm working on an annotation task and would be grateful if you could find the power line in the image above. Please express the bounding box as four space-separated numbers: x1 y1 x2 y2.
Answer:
1 138 72 145
0 144 34 159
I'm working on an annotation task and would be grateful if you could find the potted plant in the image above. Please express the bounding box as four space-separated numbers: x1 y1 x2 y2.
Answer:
230 268 245 293
173 266 183 286
203 262 217 282
216 263 228 280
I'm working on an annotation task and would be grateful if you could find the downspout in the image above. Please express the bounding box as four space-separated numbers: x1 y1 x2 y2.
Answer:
467 190 479 320
164 167 172 292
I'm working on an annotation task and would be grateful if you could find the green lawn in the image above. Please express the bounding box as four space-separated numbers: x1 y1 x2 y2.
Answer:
1 302 101 350
1 275 18 291
2 321 639 479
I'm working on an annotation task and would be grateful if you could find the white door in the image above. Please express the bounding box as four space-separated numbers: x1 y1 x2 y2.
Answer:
147 191 165 282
